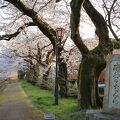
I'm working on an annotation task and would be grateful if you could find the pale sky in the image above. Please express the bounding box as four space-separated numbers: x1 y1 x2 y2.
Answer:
0 0 119 79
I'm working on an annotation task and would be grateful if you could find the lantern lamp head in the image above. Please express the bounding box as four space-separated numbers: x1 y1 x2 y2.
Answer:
56 28 65 39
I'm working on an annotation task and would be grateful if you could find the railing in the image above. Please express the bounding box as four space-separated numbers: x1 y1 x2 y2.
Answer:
0 79 7 87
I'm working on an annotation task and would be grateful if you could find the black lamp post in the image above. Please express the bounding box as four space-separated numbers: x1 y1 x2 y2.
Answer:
54 28 65 105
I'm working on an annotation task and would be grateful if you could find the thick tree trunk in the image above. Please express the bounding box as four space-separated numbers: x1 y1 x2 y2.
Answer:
18 70 25 79
41 66 51 89
31 63 40 85
78 53 106 109
59 58 68 97
70 0 113 109
26 67 34 83
25 63 39 85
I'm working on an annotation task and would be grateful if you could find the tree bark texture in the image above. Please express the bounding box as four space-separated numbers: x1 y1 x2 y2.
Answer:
59 58 68 97
31 63 40 85
18 70 26 79
78 53 106 109
70 0 113 109
41 66 51 89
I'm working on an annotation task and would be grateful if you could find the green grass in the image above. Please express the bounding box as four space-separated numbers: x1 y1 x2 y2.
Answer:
19 80 86 120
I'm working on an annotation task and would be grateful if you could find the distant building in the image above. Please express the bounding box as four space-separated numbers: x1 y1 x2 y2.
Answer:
98 69 105 83
68 74 77 85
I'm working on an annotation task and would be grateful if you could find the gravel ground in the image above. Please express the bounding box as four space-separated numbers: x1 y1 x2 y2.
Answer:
0 80 44 120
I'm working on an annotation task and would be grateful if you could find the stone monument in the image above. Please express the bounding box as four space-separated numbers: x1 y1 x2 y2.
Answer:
103 54 120 114
86 54 120 120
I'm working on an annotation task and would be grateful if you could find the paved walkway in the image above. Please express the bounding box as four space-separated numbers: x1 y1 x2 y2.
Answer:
0 80 43 120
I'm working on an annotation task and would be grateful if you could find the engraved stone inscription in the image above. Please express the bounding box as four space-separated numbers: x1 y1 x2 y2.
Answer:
109 61 120 108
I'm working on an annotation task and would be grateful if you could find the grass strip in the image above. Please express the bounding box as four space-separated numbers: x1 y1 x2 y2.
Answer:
19 79 86 120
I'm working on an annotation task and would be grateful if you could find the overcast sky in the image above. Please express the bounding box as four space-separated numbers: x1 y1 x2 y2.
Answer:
0 0 119 79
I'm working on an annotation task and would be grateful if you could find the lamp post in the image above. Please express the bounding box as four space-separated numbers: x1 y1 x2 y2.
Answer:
54 28 65 105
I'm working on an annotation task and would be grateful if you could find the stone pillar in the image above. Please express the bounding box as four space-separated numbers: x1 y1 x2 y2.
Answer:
86 54 120 120
103 54 120 114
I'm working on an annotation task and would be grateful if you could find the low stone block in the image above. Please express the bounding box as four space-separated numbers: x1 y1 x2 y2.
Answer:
86 110 120 120
44 114 55 120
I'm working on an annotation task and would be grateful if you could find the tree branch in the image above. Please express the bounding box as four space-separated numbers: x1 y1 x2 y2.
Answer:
83 0 110 44
70 0 89 55
83 0 113 55
0 4 9 9
102 0 119 41
4 0 56 48
0 22 36 40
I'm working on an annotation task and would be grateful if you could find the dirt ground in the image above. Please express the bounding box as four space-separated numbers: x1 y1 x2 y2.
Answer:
0 80 44 120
